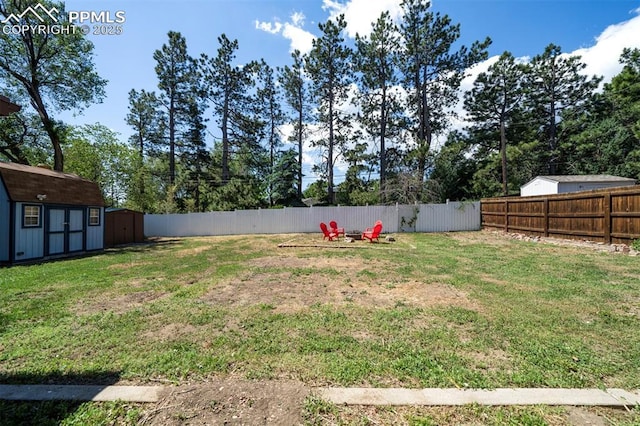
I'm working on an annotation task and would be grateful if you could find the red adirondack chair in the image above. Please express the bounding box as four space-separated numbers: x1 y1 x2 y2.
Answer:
320 222 338 241
329 220 345 237
362 220 383 243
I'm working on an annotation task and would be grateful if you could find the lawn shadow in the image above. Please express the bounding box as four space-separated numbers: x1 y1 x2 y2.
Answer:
103 237 184 254
1 238 184 269
0 370 122 426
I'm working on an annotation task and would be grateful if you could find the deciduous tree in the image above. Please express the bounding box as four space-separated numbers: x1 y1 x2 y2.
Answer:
0 0 107 171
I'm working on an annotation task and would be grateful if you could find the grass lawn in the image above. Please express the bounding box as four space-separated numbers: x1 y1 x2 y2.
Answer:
1 231 639 425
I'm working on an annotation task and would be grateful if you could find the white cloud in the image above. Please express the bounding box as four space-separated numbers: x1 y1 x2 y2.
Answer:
256 0 405 55
571 10 640 84
291 11 305 27
322 0 403 38
254 20 283 34
282 21 316 54
255 11 316 54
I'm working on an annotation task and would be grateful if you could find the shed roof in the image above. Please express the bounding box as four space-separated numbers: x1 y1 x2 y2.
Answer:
0 162 104 206
526 175 637 185
0 95 21 116
106 208 144 214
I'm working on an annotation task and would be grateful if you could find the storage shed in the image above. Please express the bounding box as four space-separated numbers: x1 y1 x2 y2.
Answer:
105 208 145 247
0 162 105 264
520 175 636 197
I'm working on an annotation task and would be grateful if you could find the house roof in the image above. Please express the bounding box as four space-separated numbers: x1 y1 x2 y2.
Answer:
0 95 21 116
0 162 105 206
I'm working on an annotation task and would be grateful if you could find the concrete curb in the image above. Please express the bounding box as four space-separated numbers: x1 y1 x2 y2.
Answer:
0 385 163 403
315 388 640 407
2 385 639 407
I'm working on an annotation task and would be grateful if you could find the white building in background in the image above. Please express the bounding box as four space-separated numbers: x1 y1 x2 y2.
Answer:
520 175 637 197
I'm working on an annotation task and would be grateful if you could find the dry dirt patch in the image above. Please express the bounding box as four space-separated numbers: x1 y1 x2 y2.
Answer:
141 322 199 342
202 253 477 313
452 230 639 255
140 379 308 425
73 291 167 316
174 245 213 258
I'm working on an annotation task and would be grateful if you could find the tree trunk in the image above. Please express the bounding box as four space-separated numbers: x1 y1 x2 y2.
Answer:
221 94 230 183
379 83 387 204
416 67 431 193
169 96 176 185
297 107 303 200
500 119 508 196
269 111 275 206
327 96 335 205
548 93 557 174
28 86 64 171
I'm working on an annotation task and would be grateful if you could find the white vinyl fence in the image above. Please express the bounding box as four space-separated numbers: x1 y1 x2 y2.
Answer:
144 201 480 237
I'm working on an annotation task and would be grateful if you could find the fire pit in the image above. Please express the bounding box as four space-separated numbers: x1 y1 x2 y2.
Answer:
344 231 362 240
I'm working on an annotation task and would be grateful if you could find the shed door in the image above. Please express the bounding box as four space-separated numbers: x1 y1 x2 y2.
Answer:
68 209 84 252
48 208 65 255
47 207 85 256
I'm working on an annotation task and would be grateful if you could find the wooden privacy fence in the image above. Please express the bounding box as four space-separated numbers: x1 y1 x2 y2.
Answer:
481 186 640 244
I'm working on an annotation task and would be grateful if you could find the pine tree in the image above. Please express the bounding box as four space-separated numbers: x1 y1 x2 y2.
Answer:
279 50 310 200
126 89 166 159
255 60 286 206
305 15 354 204
464 52 528 195
153 31 202 185
354 11 404 203
399 0 490 192
270 149 300 206
200 34 257 184
528 43 601 174
560 47 640 178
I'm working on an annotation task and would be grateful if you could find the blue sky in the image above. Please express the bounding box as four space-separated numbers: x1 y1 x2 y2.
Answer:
57 0 640 174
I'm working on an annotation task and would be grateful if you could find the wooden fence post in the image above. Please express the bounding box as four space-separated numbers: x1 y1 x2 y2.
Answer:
504 199 509 233
544 198 549 237
603 193 611 244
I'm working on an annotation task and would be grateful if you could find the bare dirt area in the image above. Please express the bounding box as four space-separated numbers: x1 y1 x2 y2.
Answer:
451 229 639 255
140 378 309 425
73 290 168 316
201 252 477 314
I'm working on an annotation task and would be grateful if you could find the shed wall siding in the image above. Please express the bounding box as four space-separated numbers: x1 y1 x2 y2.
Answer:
557 182 634 194
13 202 44 261
0 179 9 262
86 207 104 250
521 179 558 196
